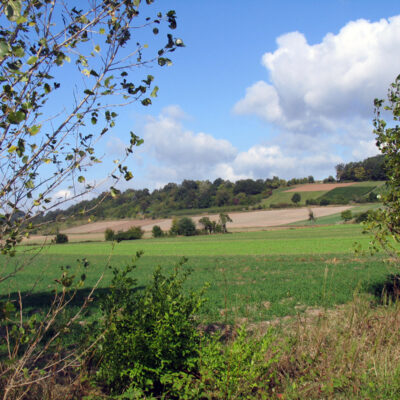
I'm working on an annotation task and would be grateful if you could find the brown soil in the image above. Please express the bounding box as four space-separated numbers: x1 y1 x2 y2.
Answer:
60 206 352 234
285 182 356 192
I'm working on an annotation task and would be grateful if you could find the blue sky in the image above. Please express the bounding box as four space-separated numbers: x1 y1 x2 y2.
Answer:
56 0 400 196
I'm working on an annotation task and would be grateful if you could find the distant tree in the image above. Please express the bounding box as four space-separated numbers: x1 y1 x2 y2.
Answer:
291 193 301 205
308 176 315 183
219 213 232 233
177 217 196 236
199 217 213 234
341 210 353 222
308 208 316 223
323 176 336 183
105 229 115 241
152 225 164 238
55 233 68 244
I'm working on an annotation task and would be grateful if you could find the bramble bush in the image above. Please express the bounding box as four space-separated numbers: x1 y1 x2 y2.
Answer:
105 228 115 241
55 233 68 244
114 226 144 242
95 255 207 397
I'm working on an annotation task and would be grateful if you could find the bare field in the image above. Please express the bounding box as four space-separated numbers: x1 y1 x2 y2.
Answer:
285 183 356 192
60 206 352 235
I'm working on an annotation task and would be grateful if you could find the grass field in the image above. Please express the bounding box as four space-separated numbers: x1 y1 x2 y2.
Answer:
289 203 382 226
261 187 328 207
261 181 385 207
1 224 397 324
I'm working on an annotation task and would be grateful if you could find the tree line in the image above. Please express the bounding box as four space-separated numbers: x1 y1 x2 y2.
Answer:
335 155 386 181
37 176 314 223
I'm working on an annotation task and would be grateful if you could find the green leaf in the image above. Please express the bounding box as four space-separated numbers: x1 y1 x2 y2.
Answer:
99 28 105 34
141 98 151 106
150 86 159 98
27 55 38 65
110 187 120 198
78 176 85 183
84 89 94 95
0 41 9 58
90 69 99 77
12 46 25 57
94 45 100 53
7 111 26 124
8 146 17 154
16 15 27 24
29 125 41 136
134 0 141 6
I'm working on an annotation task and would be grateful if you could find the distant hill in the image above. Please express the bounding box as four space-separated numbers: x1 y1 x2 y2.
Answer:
35 155 387 226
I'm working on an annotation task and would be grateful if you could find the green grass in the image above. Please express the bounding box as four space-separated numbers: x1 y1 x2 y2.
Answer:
318 185 376 203
262 187 327 207
1 225 397 324
289 203 383 226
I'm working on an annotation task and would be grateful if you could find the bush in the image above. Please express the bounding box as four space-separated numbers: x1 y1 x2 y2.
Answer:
341 210 353 222
55 233 68 244
319 198 330 206
114 226 144 242
305 198 319 205
105 228 115 241
269 202 295 209
96 256 206 397
177 217 197 236
291 193 301 204
152 225 164 238
355 211 371 223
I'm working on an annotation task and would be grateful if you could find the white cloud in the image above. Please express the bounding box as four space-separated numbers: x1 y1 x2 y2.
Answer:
54 189 72 200
352 139 380 160
142 106 237 181
234 15 400 140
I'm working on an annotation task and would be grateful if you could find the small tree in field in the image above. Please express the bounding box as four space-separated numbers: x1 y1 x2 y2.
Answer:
291 193 301 205
152 225 164 238
341 210 352 222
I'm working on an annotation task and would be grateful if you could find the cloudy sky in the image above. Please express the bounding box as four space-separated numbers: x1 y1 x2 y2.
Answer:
92 0 400 191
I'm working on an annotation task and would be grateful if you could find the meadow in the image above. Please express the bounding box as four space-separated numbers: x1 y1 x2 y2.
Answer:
1 224 396 324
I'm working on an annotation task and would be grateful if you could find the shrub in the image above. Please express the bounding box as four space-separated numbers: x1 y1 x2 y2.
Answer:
306 198 319 205
55 233 68 244
152 225 164 238
114 226 144 242
270 202 295 209
291 193 301 204
177 217 197 236
105 228 115 241
96 256 206 397
319 198 330 206
355 211 371 223
341 210 353 222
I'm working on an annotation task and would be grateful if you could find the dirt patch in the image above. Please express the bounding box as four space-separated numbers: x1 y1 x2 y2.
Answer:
59 206 352 234
285 182 356 192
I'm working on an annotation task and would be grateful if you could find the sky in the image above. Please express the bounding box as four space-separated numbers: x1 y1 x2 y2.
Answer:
57 0 400 195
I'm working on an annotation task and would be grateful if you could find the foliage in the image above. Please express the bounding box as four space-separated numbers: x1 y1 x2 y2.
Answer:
367 75 400 260
198 216 213 234
105 228 115 241
115 226 143 242
0 258 96 399
192 326 281 399
336 154 387 181
151 225 164 238
96 255 206 397
291 192 301 204
341 210 352 222
55 232 68 244
318 185 376 204
177 217 196 236
0 0 183 257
